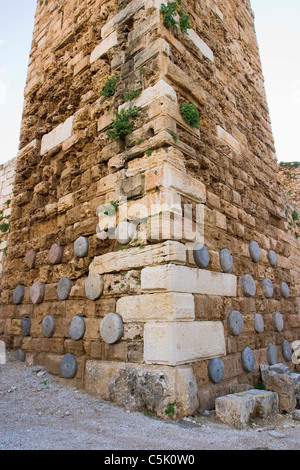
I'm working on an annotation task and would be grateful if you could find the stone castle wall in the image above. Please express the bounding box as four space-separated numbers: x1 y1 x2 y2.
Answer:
1 0 299 418
0 158 16 275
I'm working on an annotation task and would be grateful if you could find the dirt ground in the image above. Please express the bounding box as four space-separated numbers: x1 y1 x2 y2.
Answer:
1 352 300 451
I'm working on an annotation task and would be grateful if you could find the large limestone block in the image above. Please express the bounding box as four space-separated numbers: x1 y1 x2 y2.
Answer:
84 360 198 420
188 29 214 62
90 31 118 64
217 125 241 153
141 264 237 296
89 241 187 274
116 292 195 322
101 0 145 39
41 116 74 155
145 163 206 203
119 80 177 112
144 321 226 365
215 390 279 429
126 147 186 177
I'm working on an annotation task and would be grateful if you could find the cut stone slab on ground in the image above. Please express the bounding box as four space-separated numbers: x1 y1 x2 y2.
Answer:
1 353 300 450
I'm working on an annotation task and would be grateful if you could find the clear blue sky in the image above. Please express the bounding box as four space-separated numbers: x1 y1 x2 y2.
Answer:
0 0 299 164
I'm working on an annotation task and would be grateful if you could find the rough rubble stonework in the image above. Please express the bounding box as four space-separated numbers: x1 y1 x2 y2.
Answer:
1 0 300 419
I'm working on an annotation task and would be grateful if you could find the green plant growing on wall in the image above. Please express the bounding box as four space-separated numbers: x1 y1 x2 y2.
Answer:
124 88 143 102
99 76 119 102
39 0 49 6
179 103 201 129
165 401 176 417
0 199 11 257
107 106 141 141
160 1 193 34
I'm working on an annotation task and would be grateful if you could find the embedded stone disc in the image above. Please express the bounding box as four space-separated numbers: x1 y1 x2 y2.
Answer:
261 278 274 299
100 313 124 344
61 354 78 379
115 221 136 245
30 282 45 304
268 250 277 267
15 349 25 362
49 244 64 264
207 358 224 384
267 344 278 365
282 340 292 362
272 312 284 332
85 273 104 300
69 316 86 341
74 236 89 258
227 310 244 336
241 347 255 372
219 248 233 273
240 274 256 297
25 250 36 269
254 313 265 334
249 241 261 263
280 282 290 299
21 317 31 337
13 285 25 305
57 278 73 300
42 315 56 338
193 243 210 269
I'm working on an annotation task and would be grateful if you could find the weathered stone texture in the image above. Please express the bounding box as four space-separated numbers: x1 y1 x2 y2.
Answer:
1 0 300 418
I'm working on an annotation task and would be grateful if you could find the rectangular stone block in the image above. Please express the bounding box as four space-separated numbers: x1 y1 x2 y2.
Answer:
90 31 118 64
101 0 145 39
89 241 187 274
217 125 241 153
144 321 226 365
145 163 206 203
116 292 195 322
188 29 214 62
119 80 177 113
134 39 170 69
141 264 237 296
41 116 74 155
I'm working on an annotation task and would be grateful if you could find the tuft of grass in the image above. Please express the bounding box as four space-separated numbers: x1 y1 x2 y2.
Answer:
107 106 141 141
180 103 201 129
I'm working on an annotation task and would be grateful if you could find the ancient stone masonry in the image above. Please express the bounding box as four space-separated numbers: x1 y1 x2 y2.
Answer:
1 0 300 419
0 158 16 276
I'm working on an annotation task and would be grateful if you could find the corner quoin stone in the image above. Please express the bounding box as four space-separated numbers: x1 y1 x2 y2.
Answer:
116 292 195 322
141 264 237 297
144 321 226 365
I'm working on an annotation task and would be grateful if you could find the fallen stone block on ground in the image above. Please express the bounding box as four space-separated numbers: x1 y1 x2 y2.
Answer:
215 389 279 429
